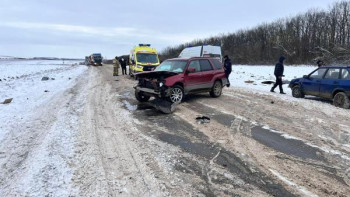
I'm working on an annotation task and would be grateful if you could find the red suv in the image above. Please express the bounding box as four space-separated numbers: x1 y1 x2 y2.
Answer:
134 57 228 103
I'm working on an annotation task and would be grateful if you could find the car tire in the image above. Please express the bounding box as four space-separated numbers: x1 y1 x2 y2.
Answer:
135 90 150 102
168 85 184 104
210 81 222 98
333 92 350 109
292 85 305 98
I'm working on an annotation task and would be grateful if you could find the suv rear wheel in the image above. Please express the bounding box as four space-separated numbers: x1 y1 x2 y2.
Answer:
168 85 184 104
135 90 150 102
292 85 305 98
210 81 222 98
333 92 350 109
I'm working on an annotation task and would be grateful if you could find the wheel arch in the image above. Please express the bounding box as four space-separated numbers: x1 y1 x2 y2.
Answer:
332 89 345 98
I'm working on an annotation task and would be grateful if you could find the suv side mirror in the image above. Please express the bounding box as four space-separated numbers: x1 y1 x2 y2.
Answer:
303 75 309 79
187 67 196 73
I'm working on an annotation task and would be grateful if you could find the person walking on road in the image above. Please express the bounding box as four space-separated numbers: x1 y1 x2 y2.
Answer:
113 56 120 76
119 57 127 75
224 55 232 87
270 56 286 94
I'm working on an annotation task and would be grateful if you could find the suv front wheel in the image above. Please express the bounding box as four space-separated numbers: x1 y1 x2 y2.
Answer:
333 92 350 109
210 81 222 98
168 85 184 104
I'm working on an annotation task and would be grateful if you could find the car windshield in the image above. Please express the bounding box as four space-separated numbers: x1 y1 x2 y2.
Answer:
136 53 158 63
155 60 187 73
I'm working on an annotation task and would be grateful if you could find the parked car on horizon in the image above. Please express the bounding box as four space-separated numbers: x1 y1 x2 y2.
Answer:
289 66 350 108
134 57 228 104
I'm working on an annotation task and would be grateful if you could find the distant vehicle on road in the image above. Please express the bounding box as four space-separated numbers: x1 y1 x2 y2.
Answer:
134 57 228 104
129 44 160 75
289 66 350 108
179 45 222 61
88 53 103 66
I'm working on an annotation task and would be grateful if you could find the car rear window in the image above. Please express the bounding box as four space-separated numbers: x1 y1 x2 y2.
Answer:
341 69 350 79
211 59 223 70
200 60 213 71
188 60 201 72
324 68 340 79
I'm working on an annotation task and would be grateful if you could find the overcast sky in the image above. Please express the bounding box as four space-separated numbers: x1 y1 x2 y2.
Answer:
0 0 340 58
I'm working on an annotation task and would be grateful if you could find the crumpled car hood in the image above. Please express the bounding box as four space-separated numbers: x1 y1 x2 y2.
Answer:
135 71 179 79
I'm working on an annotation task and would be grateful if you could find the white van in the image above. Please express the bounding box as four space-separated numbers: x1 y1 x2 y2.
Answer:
179 45 222 60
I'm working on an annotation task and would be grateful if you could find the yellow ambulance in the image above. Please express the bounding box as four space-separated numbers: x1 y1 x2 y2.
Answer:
129 44 160 75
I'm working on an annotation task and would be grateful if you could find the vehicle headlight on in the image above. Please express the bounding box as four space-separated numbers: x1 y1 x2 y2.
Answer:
159 82 164 87
136 65 143 68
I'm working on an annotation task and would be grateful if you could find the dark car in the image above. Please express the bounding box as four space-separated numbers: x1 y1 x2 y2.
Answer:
134 57 229 103
289 66 350 108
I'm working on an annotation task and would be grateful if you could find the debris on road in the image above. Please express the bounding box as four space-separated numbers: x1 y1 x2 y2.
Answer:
196 116 210 124
245 80 254 84
149 98 177 114
1 98 13 104
41 77 49 81
261 80 275 85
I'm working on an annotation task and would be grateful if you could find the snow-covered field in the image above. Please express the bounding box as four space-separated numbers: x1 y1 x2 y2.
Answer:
0 60 86 141
229 65 317 94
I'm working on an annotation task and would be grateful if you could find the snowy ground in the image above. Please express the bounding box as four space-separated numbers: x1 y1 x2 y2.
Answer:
1 62 349 196
0 60 85 141
229 65 317 94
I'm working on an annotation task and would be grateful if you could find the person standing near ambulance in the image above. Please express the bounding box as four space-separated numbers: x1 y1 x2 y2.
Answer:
113 56 120 76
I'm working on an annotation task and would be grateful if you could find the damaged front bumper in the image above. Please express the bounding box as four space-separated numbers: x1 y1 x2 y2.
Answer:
134 86 171 98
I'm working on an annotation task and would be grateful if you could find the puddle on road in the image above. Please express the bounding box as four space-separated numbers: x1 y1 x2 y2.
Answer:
251 126 325 161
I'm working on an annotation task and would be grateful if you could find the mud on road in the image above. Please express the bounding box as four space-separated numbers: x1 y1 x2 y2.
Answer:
96 64 349 196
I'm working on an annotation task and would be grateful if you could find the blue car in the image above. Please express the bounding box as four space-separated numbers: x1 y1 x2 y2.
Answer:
289 66 350 109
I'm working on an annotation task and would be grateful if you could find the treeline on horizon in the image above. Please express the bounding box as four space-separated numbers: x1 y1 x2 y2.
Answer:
160 1 350 65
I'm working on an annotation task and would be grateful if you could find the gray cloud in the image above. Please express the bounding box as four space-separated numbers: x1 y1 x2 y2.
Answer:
0 0 339 58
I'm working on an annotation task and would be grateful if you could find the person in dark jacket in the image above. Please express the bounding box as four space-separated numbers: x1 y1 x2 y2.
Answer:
119 57 127 75
224 55 232 87
270 56 286 94
316 60 324 68
113 56 120 76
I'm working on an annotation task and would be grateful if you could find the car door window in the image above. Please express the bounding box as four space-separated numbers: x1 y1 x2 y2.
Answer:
188 60 201 72
341 69 350 79
324 68 340 79
200 60 213 72
211 59 223 70
310 68 327 79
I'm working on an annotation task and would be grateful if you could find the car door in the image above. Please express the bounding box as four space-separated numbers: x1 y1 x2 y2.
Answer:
302 68 327 96
184 60 202 92
319 68 340 99
199 59 215 89
339 68 350 95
